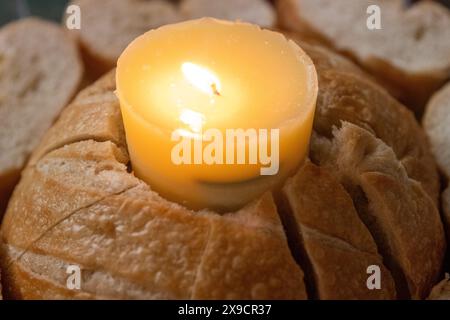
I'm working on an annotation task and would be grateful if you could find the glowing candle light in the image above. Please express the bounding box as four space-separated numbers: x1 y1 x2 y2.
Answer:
116 18 318 211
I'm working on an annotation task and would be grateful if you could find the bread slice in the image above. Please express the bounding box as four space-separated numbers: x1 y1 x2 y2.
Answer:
428 275 450 300
423 83 450 237
281 159 396 299
0 18 83 214
277 0 450 114
68 0 180 78
180 0 276 28
311 122 446 299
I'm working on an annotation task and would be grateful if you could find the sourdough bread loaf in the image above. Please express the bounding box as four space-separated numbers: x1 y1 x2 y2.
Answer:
277 0 450 114
423 83 450 239
0 40 444 299
67 0 180 78
180 0 276 28
0 18 83 214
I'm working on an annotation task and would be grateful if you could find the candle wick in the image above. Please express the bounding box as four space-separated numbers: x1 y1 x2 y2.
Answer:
211 83 221 96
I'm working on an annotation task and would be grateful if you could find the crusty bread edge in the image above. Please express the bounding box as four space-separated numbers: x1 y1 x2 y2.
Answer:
0 18 84 215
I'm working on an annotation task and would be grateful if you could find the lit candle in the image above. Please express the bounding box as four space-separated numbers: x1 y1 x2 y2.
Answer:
116 18 317 211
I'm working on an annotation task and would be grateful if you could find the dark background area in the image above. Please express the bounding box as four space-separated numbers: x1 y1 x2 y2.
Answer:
0 0 450 27
0 0 69 25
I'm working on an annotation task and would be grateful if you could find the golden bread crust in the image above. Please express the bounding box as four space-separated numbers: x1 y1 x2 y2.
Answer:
297 43 440 206
282 160 396 299
2 140 306 299
311 122 445 299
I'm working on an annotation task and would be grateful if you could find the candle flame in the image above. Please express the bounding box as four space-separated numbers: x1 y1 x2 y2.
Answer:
182 62 221 96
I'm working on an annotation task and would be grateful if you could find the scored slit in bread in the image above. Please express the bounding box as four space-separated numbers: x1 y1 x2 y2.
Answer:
0 37 444 299
281 159 396 299
1 139 307 299
311 123 445 299
298 42 440 207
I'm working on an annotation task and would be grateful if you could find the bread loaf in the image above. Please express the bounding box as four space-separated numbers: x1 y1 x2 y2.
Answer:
68 0 180 78
0 18 83 214
180 0 276 28
277 0 450 114
423 83 450 238
0 40 444 299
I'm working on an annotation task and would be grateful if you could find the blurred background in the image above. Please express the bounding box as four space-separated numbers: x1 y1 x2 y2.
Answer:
1 0 450 26
0 0 69 25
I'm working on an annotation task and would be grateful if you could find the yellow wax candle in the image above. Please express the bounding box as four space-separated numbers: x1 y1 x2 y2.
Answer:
116 18 317 211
